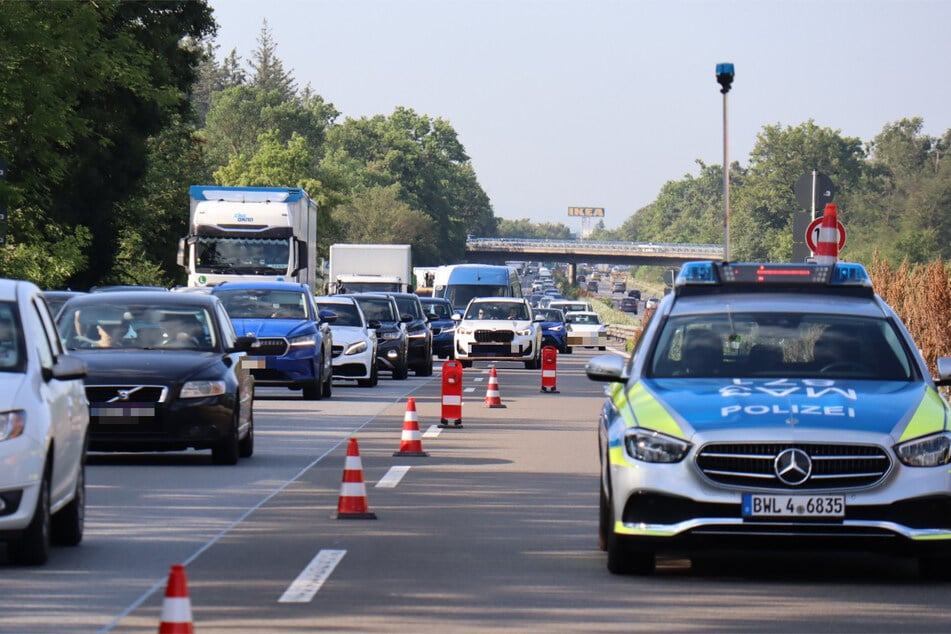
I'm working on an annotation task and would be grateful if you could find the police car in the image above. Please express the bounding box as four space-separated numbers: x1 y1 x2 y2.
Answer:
586 261 951 578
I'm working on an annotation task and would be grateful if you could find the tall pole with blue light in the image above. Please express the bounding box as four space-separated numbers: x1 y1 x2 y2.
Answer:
716 63 734 261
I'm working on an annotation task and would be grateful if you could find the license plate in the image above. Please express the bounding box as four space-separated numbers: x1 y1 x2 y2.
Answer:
244 359 266 369
91 405 155 418
742 493 845 518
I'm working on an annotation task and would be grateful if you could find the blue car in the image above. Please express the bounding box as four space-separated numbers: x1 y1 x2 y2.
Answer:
212 281 334 400
421 296 455 359
533 307 568 353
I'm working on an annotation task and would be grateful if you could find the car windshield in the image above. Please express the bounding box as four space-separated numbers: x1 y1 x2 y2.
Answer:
353 296 396 322
317 302 362 327
567 313 601 325
0 302 26 373
536 309 564 322
57 303 217 351
648 312 915 380
393 296 422 319
215 289 309 320
466 303 527 320
422 301 451 320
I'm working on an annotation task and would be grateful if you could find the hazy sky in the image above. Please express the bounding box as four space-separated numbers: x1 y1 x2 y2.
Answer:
209 0 951 230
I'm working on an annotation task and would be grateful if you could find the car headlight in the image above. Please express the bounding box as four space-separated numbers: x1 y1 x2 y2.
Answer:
895 433 951 467
516 328 533 336
441 325 457 334
550 325 564 332
180 380 226 399
623 428 691 463
456 326 473 335
288 334 317 347
378 330 402 340
408 331 428 339
345 340 368 355
0 410 25 442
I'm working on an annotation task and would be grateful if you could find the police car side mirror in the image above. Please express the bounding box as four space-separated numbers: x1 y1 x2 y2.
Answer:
585 354 628 383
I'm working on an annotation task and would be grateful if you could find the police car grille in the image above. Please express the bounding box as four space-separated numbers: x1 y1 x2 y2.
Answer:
475 330 514 343
696 443 890 490
85 385 168 404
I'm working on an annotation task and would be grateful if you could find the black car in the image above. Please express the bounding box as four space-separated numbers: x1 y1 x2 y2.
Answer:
55 291 259 464
42 290 85 318
349 293 409 379
619 297 639 313
420 296 455 359
384 292 433 376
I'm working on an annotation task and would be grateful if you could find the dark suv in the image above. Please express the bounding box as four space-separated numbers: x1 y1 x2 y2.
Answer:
378 292 433 376
349 294 409 380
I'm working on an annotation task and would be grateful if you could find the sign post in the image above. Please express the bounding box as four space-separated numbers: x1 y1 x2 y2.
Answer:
0 157 7 247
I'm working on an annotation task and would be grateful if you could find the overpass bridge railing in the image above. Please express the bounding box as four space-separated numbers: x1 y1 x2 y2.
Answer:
465 238 724 260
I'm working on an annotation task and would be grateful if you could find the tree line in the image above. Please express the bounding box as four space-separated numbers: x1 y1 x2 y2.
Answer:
0 2 948 291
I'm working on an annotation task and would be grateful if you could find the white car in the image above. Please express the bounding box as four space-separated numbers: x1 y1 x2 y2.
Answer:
315 296 379 387
0 279 89 565
453 297 542 369
565 310 607 351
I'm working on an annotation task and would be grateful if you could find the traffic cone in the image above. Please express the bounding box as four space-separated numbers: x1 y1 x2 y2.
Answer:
394 397 429 456
814 203 840 265
335 438 377 519
158 564 194 634
483 366 506 408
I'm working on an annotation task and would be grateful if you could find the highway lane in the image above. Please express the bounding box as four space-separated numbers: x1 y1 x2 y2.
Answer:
3 348 951 633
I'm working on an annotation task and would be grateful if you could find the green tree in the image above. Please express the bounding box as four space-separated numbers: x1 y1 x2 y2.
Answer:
248 20 297 100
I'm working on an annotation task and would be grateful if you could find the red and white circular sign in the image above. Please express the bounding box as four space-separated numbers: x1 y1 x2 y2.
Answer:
805 216 847 252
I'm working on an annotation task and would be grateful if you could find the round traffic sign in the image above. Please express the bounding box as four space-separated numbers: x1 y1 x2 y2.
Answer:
805 216 846 252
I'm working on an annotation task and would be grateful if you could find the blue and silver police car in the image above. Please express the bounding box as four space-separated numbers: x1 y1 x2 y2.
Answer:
587 261 951 578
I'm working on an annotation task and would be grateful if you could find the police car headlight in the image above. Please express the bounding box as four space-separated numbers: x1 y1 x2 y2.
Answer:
895 433 951 467
344 341 367 355
624 429 691 463
180 380 226 399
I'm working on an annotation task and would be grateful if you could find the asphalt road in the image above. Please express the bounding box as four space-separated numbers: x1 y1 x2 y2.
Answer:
2 348 950 633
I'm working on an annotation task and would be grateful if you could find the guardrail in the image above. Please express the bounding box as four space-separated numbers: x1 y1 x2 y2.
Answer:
606 324 640 343
467 237 724 259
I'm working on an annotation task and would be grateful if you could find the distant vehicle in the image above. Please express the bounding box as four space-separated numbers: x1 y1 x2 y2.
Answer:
56 290 257 465
533 307 568 353
349 293 409 379
548 300 593 314
178 185 318 289
612 281 626 294
328 243 412 294
627 289 641 300
420 297 455 359
586 280 599 293
379 292 433 376
314 295 379 387
452 297 541 368
42 290 85 318
645 296 659 310
211 281 334 400
432 264 523 312
619 297 639 313
565 310 607 351
0 279 89 565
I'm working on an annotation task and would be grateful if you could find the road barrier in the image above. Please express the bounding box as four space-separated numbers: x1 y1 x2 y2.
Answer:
394 398 428 457
541 346 559 393
440 360 464 427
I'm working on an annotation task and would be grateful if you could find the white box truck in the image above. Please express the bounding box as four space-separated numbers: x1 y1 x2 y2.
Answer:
328 244 412 294
177 186 318 288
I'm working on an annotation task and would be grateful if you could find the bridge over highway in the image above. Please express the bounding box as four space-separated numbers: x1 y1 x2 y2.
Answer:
464 238 724 267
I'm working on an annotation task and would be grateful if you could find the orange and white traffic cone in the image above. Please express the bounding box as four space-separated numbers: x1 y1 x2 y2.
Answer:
335 438 377 519
483 366 506 408
158 564 194 634
814 203 840 265
394 397 429 457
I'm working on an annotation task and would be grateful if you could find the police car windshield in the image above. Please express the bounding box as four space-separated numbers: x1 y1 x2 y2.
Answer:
648 313 914 380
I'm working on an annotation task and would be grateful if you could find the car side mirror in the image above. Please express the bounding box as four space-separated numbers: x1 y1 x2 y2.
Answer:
367 319 382 330
230 334 256 353
318 309 337 324
46 354 87 382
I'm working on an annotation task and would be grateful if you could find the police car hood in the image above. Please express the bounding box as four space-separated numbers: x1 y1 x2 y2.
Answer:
230 318 312 339
642 377 938 438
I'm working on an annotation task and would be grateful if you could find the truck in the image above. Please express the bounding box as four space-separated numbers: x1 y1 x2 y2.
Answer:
327 244 412 294
177 185 318 289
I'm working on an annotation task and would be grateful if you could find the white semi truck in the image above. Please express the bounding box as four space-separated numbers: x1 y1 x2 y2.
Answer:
177 186 318 288
327 243 412 294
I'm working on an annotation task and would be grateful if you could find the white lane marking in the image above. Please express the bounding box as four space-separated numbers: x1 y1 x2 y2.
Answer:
422 424 442 438
464 387 476 393
376 465 411 488
279 549 347 603
473 377 484 382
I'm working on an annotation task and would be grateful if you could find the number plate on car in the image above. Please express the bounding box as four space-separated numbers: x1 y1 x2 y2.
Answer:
742 494 845 518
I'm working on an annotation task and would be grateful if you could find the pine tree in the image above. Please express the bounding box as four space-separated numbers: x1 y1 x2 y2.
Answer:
249 19 296 100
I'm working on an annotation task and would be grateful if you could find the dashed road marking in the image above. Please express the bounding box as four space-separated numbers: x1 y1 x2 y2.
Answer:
376 465 411 488
422 424 442 438
278 549 346 603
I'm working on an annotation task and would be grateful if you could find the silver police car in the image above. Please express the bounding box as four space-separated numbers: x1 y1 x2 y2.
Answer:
587 261 951 578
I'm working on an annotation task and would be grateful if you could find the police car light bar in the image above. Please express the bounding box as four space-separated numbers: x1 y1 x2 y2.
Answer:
676 261 872 288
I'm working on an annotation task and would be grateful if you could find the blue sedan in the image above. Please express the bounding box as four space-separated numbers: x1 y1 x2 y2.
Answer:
533 307 568 354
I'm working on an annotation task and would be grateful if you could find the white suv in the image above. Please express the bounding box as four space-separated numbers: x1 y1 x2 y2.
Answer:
453 297 542 369
0 279 89 565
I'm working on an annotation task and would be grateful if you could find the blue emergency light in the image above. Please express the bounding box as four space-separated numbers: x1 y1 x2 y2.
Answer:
676 261 873 289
